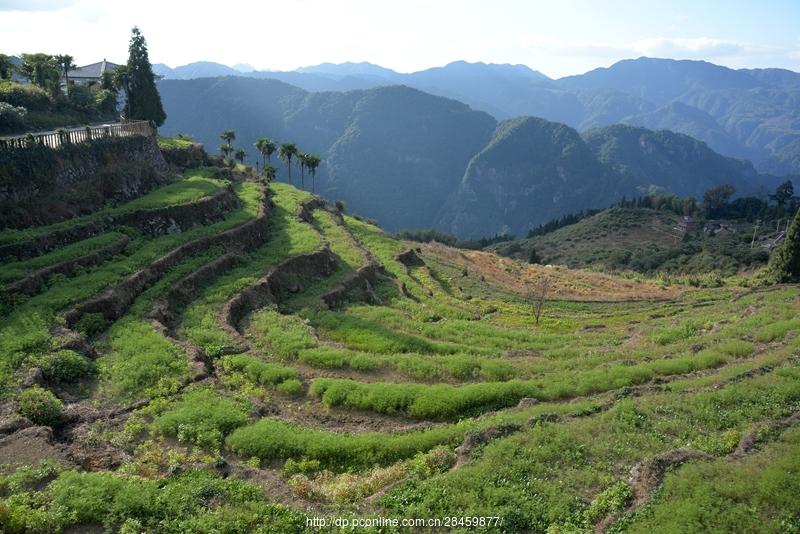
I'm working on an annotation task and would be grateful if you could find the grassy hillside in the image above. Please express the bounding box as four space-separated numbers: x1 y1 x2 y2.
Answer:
491 206 775 276
1 164 798 532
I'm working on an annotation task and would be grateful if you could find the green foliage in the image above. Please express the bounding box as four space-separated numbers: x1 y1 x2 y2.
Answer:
0 102 27 133
282 458 321 476
18 386 63 427
754 318 800 342
0 169 225 246
2 173 800 530
37 349 97 384
0 469 306 533
622 428 800 533
0 54 13 80
152 388 250 449
0 80 50 111
157 135 194 149
495 205 777 276
0 460 61 494
408 445 456 478
652 321 698 345
75 311 109 337
311 378 540 420
181 183 317 356
298 347 384 372
125 27 166 126
66 84 95 111
768 208 800 282
276 378 304 396
222 354 298 387
226 418 464 470
16 54 60 94
100 319 190 401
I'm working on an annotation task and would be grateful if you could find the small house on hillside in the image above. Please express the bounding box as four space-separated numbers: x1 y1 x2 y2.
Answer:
66 59 122 86
676 216 699 234
66 59 164 87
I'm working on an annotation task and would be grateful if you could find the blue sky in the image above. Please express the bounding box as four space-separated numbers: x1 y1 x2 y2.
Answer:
0 0 798 77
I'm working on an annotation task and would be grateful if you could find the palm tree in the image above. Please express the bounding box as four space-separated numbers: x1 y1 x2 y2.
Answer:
297 152 309 190
262 163 277 183
234 148 246 164
220 144 233 159
278 143 298 184
304 154 321 193
220 130 236 149
54 54 76 96
254 138 277 167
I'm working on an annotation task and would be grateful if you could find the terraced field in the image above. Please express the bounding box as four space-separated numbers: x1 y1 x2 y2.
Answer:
1 165 798 532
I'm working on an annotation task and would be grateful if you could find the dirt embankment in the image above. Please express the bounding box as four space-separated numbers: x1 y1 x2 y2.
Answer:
220 246 338 348
62 184 268 328
0 185 240 262
0 135 170 230
2 235 131 298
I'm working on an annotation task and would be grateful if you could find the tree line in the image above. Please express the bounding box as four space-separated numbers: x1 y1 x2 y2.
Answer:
218 130 322 192
526 180 799 239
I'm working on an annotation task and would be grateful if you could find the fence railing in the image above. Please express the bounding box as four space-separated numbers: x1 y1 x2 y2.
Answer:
0 120 155 150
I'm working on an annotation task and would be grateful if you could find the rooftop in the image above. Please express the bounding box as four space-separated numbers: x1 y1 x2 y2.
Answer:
67 59 122 80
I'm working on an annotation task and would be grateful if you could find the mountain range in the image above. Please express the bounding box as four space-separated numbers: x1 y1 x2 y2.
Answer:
158 75 782 238
155 57 800 176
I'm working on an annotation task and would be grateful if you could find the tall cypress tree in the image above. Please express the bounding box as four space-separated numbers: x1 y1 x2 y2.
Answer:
125 27 166 126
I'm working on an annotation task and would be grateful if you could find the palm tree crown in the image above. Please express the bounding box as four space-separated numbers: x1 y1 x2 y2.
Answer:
220 130 236 147
54 54 76 95
304 154 322 193
278 143 298 183
254 138 277 167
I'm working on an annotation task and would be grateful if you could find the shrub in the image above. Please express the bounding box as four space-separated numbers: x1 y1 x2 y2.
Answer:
66 84 94 111
283 458 321 476
0 81 50 110
0 102 26 132
276 378 304 396
18 386 63 427
36 469 306 532
38 350 97 384
75 312 109 337
152 388 250 449
408 446 456 478
298 347 384 372
222 354 297 387
94 89 118 114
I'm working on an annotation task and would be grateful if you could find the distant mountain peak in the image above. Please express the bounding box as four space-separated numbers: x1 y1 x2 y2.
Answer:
294 61 400 78
232 63 256 73
428 60 551 80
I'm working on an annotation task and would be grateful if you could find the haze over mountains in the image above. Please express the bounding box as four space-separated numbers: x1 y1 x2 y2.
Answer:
157 57 796 238
156 57 800 175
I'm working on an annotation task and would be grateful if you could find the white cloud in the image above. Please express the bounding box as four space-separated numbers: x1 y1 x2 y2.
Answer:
0 0 74 11
634 37 746 58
